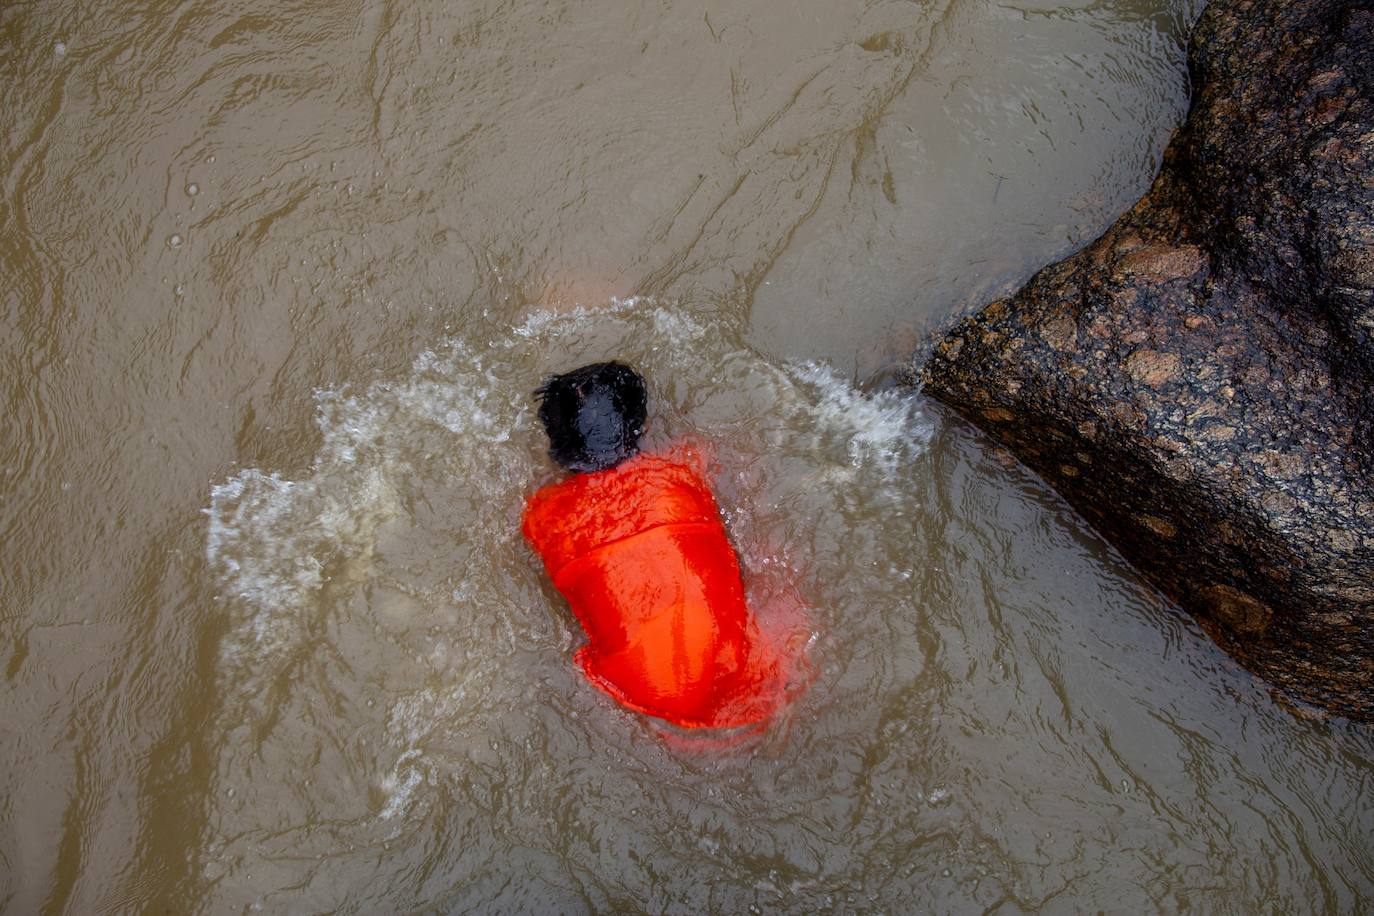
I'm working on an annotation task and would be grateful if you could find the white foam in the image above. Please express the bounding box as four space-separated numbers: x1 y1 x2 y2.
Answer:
377 749 426 821
386 680 493 747
649 306 709 344
206 463 396 666
786 361 932 478
205 339 528 685
510 295 650 339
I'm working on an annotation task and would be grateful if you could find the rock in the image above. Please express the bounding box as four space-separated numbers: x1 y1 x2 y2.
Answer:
919 0 1374 719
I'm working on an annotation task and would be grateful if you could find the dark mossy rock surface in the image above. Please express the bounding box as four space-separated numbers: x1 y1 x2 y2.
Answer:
920 0 1374 719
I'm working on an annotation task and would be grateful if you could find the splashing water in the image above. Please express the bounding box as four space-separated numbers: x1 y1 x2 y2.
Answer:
11 0 1369 910
201 300 945 910
199 299 1374 913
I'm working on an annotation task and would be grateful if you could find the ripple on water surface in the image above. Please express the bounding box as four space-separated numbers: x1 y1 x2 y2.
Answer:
6 0 1369 908
205 302 1373 913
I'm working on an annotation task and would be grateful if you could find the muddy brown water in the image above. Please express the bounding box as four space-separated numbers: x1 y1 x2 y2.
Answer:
3 0 1372 912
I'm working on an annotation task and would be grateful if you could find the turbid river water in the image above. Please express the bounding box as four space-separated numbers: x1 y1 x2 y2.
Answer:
3 0 1372 912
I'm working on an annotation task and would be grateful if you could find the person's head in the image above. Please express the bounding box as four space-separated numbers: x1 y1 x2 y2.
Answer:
534 361 648 472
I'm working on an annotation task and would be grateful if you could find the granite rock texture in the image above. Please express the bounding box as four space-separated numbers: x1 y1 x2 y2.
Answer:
921 0 1374 719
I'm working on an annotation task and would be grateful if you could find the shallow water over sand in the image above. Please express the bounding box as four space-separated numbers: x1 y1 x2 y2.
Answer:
3 0 1372 911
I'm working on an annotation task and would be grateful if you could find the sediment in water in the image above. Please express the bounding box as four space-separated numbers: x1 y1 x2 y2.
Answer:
919 0 1374 719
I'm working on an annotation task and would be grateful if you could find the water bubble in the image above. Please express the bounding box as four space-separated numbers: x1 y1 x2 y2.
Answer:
175 285 185 297
207 155 216 164
186 182 199 196
54 42 67 57
167 233 183 249
347 184 355 195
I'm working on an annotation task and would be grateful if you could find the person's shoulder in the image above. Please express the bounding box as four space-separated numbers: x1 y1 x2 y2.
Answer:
620 447 720 517
637 441 713 478
521 472 583 532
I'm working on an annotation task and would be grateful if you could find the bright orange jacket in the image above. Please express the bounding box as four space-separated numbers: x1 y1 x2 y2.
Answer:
522 450 782 728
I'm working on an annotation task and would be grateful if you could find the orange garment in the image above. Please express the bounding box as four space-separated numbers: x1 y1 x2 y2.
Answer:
522 451 782 728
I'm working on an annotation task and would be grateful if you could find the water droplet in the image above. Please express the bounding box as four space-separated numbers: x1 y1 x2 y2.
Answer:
186 182 199 196
347 184 355 195
54 42 67 57
174 285 185 297
167 233 183 249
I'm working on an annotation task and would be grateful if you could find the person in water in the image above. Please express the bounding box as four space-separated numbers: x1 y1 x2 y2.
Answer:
522 362 788 729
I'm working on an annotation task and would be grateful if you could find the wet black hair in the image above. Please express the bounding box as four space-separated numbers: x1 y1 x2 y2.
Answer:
534 361 648 472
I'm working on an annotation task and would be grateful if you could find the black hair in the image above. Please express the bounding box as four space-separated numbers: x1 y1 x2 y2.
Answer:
534 361 648 472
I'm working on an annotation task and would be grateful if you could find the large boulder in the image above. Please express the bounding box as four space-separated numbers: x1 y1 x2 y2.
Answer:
920 0 1374 719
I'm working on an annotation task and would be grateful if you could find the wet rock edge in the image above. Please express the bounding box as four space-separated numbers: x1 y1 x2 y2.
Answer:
917 0 1374 720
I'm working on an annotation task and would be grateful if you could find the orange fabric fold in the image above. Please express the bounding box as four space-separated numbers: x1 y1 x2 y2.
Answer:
523 452 782 728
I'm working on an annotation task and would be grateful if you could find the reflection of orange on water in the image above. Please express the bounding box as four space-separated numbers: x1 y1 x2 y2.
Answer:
539 276 632 311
